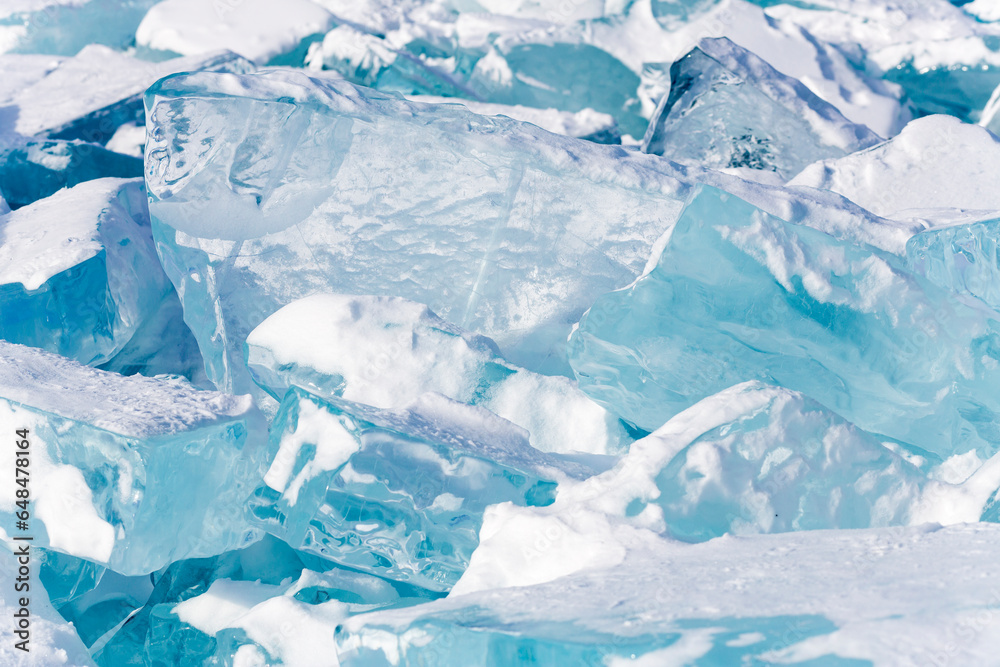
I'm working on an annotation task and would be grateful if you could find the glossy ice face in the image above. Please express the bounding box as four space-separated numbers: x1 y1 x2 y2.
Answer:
569 186 1000 460
247 387 577 592
0 341 267 575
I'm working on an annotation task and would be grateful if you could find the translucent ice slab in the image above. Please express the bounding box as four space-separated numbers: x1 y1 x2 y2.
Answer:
448 382 932 601
641 37 881 178
247 387 593 591
246 294 629 455
568 185 1000 459
0 178 172 365
0 341 267 575
143 68 687 393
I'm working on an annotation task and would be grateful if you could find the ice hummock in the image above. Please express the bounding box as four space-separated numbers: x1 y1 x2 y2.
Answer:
246 294 629 455
247 386 598 592
304 20 649 138
144 68 688 396
568 185 1000 460
642 37 882 178
300 0 905 140
0 341 267 575
0 179 171 366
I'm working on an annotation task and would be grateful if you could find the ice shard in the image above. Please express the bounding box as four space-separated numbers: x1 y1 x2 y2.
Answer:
97 287 210 387
0 341 267 575
246 294 629 455
143 68 687 396
247 386 594 591
906 215 1000 316
642 37 881 178
568 185 1000 459
0 178 173 365
40 550 153 651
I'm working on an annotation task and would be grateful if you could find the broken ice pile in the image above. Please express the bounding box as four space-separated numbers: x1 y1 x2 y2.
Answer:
7 0 1000 663
0 341 267 575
